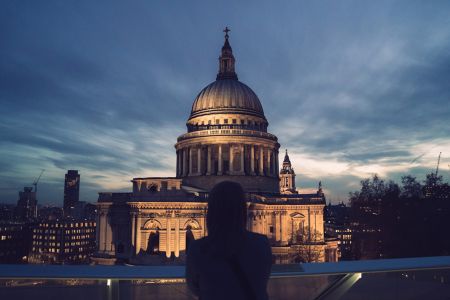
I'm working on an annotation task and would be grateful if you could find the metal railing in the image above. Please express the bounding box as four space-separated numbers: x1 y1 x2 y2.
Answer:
177 128 278 142
1 256 449 299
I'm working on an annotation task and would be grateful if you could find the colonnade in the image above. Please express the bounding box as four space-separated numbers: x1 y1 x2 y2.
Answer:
98 209 114 254
176 144 279 178
130 212 201 258
248 211 289 246
164 212 181 258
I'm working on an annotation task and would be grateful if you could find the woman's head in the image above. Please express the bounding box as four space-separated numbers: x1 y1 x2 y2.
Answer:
206 181 247 241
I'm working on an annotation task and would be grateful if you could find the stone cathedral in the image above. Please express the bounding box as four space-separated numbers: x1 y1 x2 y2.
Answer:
93 30 338 265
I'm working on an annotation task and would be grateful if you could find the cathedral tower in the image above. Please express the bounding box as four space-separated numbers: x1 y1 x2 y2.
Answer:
280 150 297 194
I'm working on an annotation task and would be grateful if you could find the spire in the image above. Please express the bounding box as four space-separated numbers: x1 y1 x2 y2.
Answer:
279 149 297 194
283 149 291 164
280 149 294 175
217 27 238 80
317 181 324 196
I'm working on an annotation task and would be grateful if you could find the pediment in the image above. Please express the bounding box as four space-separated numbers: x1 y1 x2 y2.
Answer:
290 212 305 218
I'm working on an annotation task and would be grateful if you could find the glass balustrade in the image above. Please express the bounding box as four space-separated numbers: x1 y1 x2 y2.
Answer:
0 256 449 300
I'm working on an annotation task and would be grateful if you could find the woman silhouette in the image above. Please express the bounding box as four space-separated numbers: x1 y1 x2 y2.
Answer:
186 181 272 300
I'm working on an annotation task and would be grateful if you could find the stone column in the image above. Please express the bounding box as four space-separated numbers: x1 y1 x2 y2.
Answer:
263 214 268 235
189 147 193 176
181 149 187 176
176 150 180 177
106 215 113 252
273 211 281 243
135 214 141 255
268 149 272 176
308 207 311 241
99 211 106 252
260 214 264 235
175 150 178 176
281 212 288 245
197 147 202 175
166 214 171 258
314 210 317 241
273 212 278 242
272 150 275 176
258 215 263 234
179 150 183 177
259 147 264 175
218 145 223 175
275 150 279 176
277 213 282 243
206 146 212 175
250 146 255 175
240 145 244 175
291 218 296 244
130 212 136 255
229 144 234 173
174 217 180 257
103 213 108 251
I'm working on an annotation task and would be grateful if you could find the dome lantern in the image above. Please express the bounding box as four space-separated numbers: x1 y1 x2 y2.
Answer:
217 27 238 80
188 27 267 123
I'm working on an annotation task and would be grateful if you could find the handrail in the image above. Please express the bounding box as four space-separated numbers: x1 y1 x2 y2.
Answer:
0 256 449 280
177 128 278 142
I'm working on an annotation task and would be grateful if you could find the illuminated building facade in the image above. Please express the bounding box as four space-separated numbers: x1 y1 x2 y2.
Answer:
0 222 31 263
93 30 338 265
29 220 96 264
324 202 353 260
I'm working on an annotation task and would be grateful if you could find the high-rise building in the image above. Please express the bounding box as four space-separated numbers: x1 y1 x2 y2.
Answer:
15 187 37 221
63 170 80 218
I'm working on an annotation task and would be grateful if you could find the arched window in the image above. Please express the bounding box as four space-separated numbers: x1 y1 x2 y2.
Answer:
186 225 195 252
147 231 160 254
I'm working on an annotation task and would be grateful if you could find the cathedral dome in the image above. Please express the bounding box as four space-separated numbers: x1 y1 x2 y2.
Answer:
175 28 280 194
189 79 265 119
188 28 266 122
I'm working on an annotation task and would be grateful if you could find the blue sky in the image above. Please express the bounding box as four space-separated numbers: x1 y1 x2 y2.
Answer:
1 0 449 205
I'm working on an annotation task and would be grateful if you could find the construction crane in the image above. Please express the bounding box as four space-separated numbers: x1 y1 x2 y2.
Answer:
32 169 45 193
435 152 441 177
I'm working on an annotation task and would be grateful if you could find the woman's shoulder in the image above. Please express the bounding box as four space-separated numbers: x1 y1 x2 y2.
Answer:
187 236 209 255
245 231 270 246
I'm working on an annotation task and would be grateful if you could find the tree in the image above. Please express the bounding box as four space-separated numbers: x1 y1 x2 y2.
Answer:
349 173 450 260
401 175 422 199
293 226 323 263
349 175 400 259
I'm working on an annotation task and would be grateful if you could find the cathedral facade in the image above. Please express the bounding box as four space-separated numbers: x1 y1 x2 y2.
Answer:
93 30 338 265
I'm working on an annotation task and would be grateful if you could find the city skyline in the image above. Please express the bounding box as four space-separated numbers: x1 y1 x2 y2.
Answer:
1 1 450 205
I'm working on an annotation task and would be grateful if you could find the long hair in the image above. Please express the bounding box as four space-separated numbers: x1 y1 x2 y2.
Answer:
206 181 247 256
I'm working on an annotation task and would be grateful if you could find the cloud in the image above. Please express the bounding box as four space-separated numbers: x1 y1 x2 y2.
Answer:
1 1 450 204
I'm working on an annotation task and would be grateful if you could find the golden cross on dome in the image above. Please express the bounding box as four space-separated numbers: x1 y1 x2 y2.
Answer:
223 26 230 39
